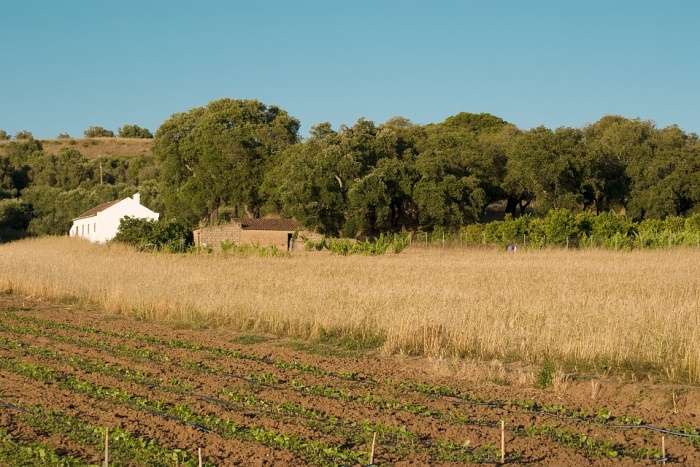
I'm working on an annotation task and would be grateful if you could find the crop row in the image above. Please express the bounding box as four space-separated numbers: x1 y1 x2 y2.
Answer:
520 425 662 461
397 380 645 426
0 332 506 463
1 402 207 466
6 313 367 382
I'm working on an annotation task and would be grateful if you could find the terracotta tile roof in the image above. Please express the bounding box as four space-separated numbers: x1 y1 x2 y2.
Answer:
238 218 300 231
73 199 121 220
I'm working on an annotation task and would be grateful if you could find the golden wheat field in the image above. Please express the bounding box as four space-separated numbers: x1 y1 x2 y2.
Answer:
1 237 699 382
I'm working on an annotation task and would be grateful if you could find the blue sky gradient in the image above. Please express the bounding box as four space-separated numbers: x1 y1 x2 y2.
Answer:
1 1 698 137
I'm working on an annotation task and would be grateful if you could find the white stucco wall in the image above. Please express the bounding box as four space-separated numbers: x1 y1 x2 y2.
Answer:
69 193 159 243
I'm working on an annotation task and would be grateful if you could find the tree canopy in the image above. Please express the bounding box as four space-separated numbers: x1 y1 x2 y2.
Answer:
118 124 153 138
155 98 300 225
84 126 114 138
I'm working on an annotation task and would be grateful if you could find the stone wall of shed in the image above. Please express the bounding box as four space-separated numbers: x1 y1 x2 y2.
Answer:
193 223 242 249
240 230 291 250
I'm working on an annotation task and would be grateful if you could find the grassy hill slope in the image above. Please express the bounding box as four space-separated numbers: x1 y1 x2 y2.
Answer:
0 137 153 159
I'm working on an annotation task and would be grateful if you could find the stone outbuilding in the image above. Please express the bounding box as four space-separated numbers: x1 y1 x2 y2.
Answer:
193 218 306 251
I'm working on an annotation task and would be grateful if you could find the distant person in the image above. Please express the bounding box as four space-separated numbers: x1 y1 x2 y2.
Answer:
506 243 517 253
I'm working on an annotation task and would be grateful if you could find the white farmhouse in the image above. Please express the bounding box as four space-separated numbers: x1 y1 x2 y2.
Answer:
69 193 159 243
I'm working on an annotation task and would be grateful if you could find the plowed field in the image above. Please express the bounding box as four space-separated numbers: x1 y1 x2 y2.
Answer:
1 293 698 466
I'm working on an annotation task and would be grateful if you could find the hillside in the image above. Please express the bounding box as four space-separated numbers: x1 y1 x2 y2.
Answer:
0 137 153 159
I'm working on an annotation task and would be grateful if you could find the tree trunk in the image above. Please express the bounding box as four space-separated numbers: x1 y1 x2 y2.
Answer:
505 197 518 216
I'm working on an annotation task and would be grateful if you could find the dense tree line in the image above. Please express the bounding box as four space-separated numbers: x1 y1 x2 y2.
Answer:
261 111 699 236
0 138 160 239
1 98 699 242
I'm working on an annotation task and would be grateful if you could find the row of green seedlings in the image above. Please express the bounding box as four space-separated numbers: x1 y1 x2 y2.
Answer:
5 317 700 456
0 333 506 464
0 356 366 466
518 425 663 460
399 380 700 449
0 401 206 466
5 312 368 382
0 426 82 466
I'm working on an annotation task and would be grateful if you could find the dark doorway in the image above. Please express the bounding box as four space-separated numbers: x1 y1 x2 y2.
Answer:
287 233 293 251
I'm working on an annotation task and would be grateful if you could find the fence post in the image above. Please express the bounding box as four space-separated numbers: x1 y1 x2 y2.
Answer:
500 420 505 463
103 428 109 467
661 435 666 464
442 232 445 248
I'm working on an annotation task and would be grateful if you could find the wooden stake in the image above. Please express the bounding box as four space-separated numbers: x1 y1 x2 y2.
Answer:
661 435 666 464
103 428 109 467
198 447 203 467
500 420 505 464
369 432 377 465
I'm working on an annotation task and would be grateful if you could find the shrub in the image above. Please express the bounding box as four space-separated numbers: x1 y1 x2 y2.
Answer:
14 130 33 140
0 130 9 140
304 237 327 251
220 240 286 257
543 208 578 246
323 233 411 256
0 199 32 242
56 132 71 139
536 359 556 388
461 224 485 245
118 124 153 139
114 217 191 252
84 126 114 138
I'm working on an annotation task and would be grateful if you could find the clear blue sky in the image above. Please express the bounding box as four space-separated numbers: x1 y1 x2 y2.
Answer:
1 1 699 138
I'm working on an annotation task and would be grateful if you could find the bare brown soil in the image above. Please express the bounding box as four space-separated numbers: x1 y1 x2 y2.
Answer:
0 137 152 158
0 293 698 465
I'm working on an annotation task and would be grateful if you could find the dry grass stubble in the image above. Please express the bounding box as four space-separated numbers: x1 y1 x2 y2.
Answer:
1 237 699 381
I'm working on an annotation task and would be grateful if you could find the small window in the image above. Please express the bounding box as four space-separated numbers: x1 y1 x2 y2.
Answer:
94 223 97 233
